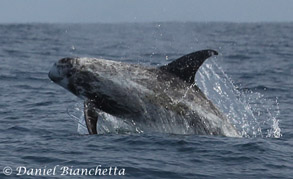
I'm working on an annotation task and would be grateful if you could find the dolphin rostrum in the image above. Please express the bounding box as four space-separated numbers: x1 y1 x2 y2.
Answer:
48 50 240 137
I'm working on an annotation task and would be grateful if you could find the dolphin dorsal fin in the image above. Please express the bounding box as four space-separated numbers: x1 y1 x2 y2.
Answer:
160 49 218 83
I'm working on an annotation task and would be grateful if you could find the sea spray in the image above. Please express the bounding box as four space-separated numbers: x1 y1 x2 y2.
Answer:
196 60 281 138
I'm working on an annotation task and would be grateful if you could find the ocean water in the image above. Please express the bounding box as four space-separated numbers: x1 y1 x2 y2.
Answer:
0 22 292 178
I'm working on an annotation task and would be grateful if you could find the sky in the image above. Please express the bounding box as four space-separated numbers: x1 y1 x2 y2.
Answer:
0 0 293 23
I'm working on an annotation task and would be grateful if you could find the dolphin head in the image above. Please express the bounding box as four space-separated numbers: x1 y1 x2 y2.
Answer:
49 57 143 116
48 58 76 88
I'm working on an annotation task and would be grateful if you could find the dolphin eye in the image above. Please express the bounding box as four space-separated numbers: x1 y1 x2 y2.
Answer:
66 73 72 78
66 69 76 78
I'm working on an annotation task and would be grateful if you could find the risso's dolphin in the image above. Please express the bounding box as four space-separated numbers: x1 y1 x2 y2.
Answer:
48 50 240 137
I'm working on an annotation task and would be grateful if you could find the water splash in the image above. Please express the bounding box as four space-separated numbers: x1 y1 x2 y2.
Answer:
67 103 88 134
67 102 142 135
196 60 281 138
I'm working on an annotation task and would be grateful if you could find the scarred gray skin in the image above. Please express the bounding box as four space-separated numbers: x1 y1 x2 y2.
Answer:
49 55 240 137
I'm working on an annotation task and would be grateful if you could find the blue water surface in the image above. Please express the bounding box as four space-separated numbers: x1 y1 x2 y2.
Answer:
0 23 292 178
